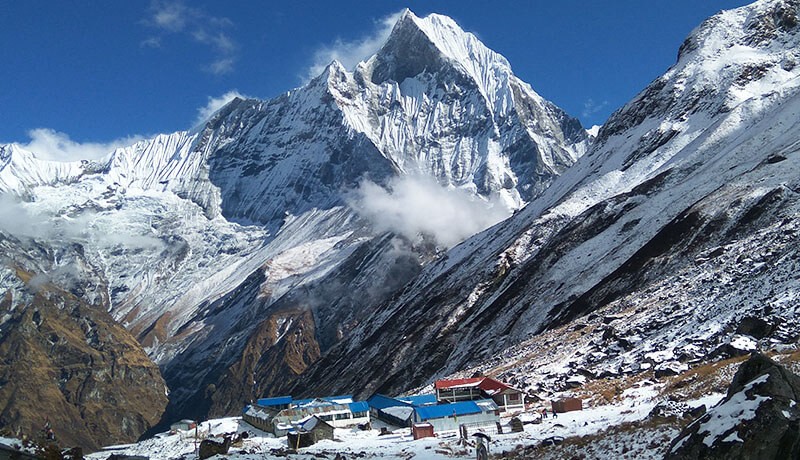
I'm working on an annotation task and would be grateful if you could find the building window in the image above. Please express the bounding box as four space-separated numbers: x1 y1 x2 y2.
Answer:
352 411 367 418
509 393 520 401
320 415 334 422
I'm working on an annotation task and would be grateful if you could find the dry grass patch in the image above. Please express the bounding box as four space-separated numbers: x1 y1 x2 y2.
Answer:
661 355 749 400
496 416 687 460
662 349 800 401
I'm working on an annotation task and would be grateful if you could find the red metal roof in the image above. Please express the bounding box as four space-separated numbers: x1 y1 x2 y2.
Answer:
434 377 485 390
434 376 514 394
477 377 511 395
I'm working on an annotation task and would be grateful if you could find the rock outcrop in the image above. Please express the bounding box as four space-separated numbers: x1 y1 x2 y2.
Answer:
0 8 588 430
286 0 800 402
666 353 800 459
0 234 168 451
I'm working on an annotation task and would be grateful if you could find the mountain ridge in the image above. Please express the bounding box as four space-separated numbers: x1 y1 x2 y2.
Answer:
0 8 588 446
3 2 798 453
282 0 800 402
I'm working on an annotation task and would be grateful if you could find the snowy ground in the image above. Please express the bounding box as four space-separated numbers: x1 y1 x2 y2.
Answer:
85 382 721 460
0 436 38 455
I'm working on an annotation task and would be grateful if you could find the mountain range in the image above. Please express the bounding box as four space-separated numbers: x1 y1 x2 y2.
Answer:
1 0 799 451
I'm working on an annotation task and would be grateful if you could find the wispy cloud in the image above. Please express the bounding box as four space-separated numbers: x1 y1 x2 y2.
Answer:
0 195 164 251
0 195 164 293
582 98 609 119
304 10 404 82
208 57 235 76
143 0 238 75
14 128 143 162
140 37 162 48
194 90 248 126
151 0 188 32
350 175 512 248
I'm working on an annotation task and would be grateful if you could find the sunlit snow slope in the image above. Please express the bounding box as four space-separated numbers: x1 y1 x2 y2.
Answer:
0 9 586 434
287 0 800 401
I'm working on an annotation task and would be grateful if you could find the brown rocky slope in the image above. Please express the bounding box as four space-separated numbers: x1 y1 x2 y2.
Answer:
0 261 167 451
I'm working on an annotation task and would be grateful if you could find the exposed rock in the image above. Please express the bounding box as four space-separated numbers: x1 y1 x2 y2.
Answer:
712 335 761 361
666 353 800 459
0 264 167 451
649 401 693 419
198 435 232 460
736 316 775 339
654 361 689 378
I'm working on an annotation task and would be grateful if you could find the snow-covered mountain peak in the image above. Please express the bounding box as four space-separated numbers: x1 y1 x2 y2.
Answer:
596 0 799 162
678 0 799 66
0 143 93 195
308 59 349 86
359 9 518 118
311 59 358 102
402 9 512 70
1 142 47 163
677 1 789 54
0 143 24 165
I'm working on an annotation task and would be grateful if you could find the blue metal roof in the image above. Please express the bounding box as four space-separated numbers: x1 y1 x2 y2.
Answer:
367 394 411 411
293 395 353 406
414 401 483 421
292 398 332 408
256 396 293 407
398 394 438 406
348 401 369 413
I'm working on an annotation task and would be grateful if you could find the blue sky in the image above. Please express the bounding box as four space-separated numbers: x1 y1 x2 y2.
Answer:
1 1 750 159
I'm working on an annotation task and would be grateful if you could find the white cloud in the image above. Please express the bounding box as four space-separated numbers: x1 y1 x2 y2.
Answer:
192 29 236 54
582 98 609 119
144 0 238 75
208 58 235 76
14 128 143 162
350 175 512 248
140 37 162 48
0 195 163 251
0 195 164 293
0 195 51 239
152 0 188 32
305 10 404 81
194 90 248 126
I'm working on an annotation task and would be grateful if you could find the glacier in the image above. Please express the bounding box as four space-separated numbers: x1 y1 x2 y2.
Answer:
0 8 587 427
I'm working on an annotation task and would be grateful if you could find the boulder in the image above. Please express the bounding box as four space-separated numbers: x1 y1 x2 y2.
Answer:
654 361 689 378
649 401 692 419
736 316 774 339
199 435 232 460
665 353 800 459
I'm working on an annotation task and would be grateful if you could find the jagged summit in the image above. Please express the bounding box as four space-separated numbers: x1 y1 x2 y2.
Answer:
0 6 591 442
599 0 799 147
359 9 516 118
2 9 586 219
0 143 90 194
283 0 800 409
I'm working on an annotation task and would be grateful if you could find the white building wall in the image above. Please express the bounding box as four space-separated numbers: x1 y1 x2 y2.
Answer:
273 408 370 430
422 412 499 433
329 412 370 428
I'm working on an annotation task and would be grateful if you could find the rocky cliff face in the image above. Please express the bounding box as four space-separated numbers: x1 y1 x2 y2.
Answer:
0 236 167 451
0 8 586 441
667 353 800 459
285 0 800 400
